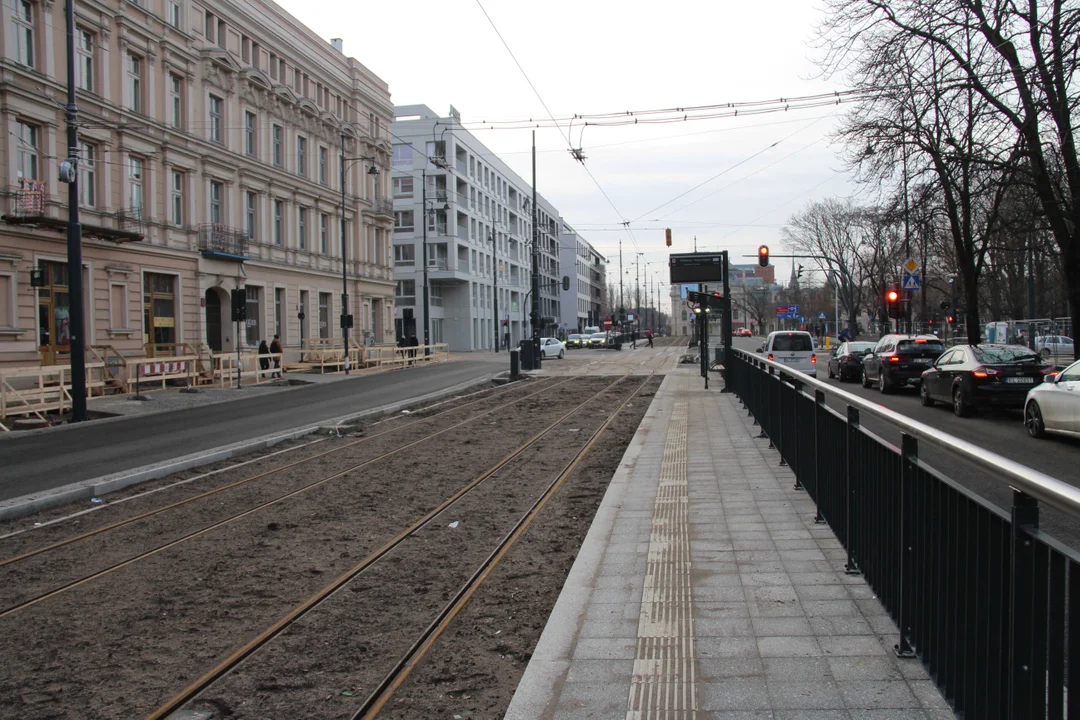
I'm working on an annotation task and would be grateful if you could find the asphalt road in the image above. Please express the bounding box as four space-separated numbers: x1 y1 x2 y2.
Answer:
0 358 505 503
730 336 1080 547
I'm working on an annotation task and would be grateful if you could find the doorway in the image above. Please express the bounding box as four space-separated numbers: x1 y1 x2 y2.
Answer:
205 288 222 351
37 260 71 365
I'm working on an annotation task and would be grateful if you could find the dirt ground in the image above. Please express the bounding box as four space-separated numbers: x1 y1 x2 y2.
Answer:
0 374 660 720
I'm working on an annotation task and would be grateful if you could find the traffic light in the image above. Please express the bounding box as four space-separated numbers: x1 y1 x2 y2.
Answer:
946 314 954 324
886 288 901 319
231 289 246 322
797 264 804 280
758 245 770 267
665 228 672 247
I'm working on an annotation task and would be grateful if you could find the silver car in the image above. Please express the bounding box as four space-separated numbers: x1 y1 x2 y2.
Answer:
1025 359 1080 439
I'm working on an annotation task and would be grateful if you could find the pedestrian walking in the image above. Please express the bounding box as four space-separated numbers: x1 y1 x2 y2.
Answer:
270 334 283 378
646 330 654 348
630 331 637 349
258 340 270 378
407 332 419 364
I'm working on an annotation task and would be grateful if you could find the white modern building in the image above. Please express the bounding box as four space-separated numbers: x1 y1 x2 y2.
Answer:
558 223 605 332
391 105 567 351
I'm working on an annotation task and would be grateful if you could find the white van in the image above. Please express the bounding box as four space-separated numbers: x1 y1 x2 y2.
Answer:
582 325 601 336
761 330 818 377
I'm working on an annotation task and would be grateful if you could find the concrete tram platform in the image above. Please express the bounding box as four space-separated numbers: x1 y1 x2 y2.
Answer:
507 368 955 719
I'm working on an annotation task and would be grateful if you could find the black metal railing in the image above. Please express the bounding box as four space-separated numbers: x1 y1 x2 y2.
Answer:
197 223 248 257
727 348 1080 719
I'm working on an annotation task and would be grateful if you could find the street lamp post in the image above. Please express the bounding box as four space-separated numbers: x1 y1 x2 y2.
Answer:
339 129 378 375
490 228 499 352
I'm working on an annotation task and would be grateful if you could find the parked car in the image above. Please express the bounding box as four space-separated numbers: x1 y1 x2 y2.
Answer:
566 334 585 349
540 337 566 359
1036 335 1074 358
919 343 1051 416
828 341 876 382
759 330 817 377
1025 359 1080 438
862 334 946 393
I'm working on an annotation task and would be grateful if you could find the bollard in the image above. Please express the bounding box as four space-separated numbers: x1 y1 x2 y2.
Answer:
510 349 520 380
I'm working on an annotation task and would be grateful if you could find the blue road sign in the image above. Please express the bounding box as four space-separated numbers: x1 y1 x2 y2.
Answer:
818 311 827 320
903 273 921 291
800 316 806 323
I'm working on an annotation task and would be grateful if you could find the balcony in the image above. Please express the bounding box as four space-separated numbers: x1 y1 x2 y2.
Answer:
373 197 393 217
1 181 145 243
197 223 248 260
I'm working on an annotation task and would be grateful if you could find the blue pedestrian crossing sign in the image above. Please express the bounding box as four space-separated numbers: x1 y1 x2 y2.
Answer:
818 312 827 320
902 273 921 290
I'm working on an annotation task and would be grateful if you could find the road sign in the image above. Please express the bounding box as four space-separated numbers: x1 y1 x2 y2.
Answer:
818 311 827 320
602 318 613 328
775 304 799 319
800 316 806 323
903 273 921 291
904 258 919 274
669 252 726 284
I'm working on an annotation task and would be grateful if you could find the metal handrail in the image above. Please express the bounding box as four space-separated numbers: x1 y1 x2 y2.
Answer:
733 347 1080 516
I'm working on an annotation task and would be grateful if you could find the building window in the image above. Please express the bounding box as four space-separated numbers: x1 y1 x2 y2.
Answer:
16 121 38 180
167 1 181 28
13 0 33 67
392 144 412 167
269 53 277 80
297 207 307 250
241 36 250 63
318 292 330 338
320 213 329 254
272 125 283 166
79 142 96 207
319 147 328 185
217 19 225 48
275 287 285 340
76 29 93 91
127 53 142 113
297 136 307 177
129 157 144 216
245 285 261 346
392 177 413 198
205 11 215 41
239 111 254 157
395 280 416 305
210 180 223 224
394 210 414 234
273 199 283 245
245 191 257 239
169 75 183 128
170 170 183 226
394 244 415 266
144 273 177 347
209 94 223 143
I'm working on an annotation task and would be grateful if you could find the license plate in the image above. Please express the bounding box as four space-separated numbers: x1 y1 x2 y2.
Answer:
782 358 798 363
1005 377 1034 384
914 358 932 364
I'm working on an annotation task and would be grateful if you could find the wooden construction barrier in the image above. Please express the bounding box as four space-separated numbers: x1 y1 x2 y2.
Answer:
212 352 284 387
130 355 200 393
0 362 107 426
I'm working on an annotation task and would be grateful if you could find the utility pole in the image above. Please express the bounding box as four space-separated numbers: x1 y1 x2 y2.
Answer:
339 130 351 373
530 131 541 368
635 252 643 334
901 107 912 333
421 168 431 354
1028 239 1037 350
618 239 624 325
63 0 87 422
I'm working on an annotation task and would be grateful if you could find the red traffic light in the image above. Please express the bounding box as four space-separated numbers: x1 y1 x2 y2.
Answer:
886 289 899 303
665 228 672 247
758 245 770 267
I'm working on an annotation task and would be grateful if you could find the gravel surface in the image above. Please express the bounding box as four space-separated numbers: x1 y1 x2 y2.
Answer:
0 374 657 719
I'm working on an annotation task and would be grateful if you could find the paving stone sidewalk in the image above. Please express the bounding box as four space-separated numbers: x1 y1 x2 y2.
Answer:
507 368 956 719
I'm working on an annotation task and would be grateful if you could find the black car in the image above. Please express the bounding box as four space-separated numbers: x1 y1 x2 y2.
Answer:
862 334 947 393
919 344 1052 416
827 341 876 382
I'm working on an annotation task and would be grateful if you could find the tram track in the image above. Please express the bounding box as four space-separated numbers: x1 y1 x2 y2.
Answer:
147 367 659 720
0 376 581 616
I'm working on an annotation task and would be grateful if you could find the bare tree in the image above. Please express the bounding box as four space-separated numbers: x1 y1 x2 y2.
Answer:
817 0 1080 356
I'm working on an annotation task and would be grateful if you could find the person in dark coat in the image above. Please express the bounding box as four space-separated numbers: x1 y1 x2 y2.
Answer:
258 340 270 374
270 335 283 378
407 333 419 361
646 330 654 348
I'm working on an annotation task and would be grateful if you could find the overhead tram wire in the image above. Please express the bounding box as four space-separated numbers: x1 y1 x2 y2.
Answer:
473 0 642 256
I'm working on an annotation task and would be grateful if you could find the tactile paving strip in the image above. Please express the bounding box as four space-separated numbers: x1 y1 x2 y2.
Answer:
626 399 696 719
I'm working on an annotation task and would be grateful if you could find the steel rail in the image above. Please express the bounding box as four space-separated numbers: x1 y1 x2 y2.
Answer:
735 348 1080 516
354 369 659 719
143 370 643 720
0 377 555 570
0 377 582 618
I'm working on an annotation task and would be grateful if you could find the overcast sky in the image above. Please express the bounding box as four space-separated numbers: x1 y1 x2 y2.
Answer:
278 0 859 304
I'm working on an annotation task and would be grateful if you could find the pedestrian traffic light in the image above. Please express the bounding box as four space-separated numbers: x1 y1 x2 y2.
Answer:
758 245 769 267
231 289 246 322
946 314 954 323
665 228 672 247
886 288 901 319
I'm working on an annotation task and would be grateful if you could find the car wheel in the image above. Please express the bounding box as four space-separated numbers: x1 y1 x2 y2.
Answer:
861 368 872 388
558 350 564 359
1026 401 1046 438
1042 348 1051 358
878 372 891 394
920 381 935 407
952 386 969 417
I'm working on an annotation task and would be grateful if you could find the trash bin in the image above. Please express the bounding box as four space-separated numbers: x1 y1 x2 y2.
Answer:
520 340 536 370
